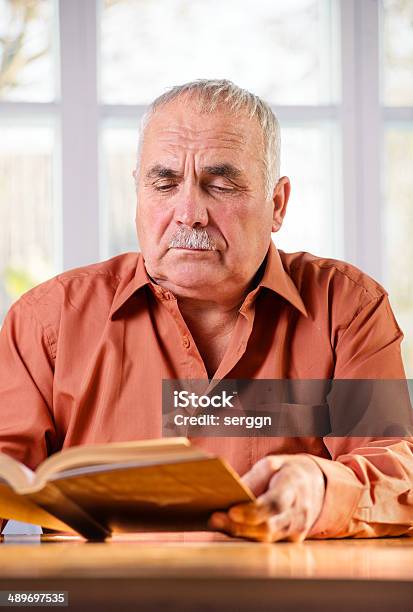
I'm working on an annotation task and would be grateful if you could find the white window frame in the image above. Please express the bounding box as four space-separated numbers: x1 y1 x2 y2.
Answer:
1 0 412 280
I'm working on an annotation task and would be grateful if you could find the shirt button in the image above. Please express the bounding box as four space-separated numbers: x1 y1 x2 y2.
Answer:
182 336 190 349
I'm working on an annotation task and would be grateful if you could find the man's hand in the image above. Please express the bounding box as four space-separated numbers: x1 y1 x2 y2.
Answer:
208 454 326 543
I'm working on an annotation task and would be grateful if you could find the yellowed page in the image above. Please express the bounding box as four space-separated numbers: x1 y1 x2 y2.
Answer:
34 437 207 486
0 453 34 490
45 457 254 534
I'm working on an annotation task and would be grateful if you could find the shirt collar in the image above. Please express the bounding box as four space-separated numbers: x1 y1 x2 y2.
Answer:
258 240 308 317
109 253 152 319
110 241 308 319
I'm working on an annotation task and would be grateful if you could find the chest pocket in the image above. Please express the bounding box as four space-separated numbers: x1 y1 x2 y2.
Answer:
239 401 331 437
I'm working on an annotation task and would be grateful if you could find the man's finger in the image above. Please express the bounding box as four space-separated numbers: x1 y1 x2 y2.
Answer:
209 510 291 543
208 511 231 531
228 502 261 524
268 511 308 542
241 454 292 495
255 483 296 517
228 481 296 525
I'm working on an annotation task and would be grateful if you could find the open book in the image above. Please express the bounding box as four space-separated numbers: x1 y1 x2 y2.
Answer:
0 438 254 540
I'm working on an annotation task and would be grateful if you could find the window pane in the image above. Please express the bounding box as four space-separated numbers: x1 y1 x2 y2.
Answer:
276 123 342 259
0 0 55 102
0 125 56 321
101 0 337 105
383 127 413 376
382 0 413 106
101 126 138 259
101 123 342 264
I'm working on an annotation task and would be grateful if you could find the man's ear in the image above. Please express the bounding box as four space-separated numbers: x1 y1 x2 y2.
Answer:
271 176 291 233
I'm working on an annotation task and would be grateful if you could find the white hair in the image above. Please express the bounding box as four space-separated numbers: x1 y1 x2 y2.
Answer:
136 79 281 199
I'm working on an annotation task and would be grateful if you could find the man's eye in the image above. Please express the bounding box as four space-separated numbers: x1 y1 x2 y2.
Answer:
155 183 177 191
210 185 234 193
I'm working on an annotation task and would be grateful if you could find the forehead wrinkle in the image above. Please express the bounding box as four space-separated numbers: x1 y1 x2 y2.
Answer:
147 137 250 162
154 142 247 156
150 125 248 148
142 119 265 178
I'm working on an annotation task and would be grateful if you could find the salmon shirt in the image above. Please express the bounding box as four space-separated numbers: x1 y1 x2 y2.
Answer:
1 241 412 538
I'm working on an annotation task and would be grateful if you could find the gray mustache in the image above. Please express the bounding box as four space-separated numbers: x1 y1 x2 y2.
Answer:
169 227 216 250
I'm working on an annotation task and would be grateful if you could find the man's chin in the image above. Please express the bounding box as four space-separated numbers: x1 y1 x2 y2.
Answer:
160 265 222 296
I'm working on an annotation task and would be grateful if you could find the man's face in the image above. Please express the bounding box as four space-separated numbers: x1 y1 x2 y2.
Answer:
135 96 287 300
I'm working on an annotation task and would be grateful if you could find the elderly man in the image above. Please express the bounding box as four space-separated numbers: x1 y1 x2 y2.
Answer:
0 79 412 542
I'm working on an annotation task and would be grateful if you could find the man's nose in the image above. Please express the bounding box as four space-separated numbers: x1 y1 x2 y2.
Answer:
174 183 208 227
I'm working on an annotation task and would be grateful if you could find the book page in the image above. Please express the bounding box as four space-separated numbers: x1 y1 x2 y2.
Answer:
0 452 35 490
43 457 254 535
34 437 208 488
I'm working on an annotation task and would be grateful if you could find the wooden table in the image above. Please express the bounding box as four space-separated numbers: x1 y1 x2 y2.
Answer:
0 532 412 611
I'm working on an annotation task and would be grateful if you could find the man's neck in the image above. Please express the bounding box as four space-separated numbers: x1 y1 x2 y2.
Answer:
175 296 243 379
177 296 243 341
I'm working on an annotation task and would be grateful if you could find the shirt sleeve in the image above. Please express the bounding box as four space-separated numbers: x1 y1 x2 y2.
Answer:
307 294 413 538
0 298 58 534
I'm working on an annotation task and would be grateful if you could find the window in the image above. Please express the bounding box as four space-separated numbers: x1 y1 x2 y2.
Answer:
0 124 56 320
0 0 58 321
384 128 413 373
101 0 336 106
382 0 413 106
0 0 412 374
100 0 341 261
0 0 56 101
381 0 413 374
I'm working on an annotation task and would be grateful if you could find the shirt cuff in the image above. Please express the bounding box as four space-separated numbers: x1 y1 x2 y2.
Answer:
302 454 365 538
